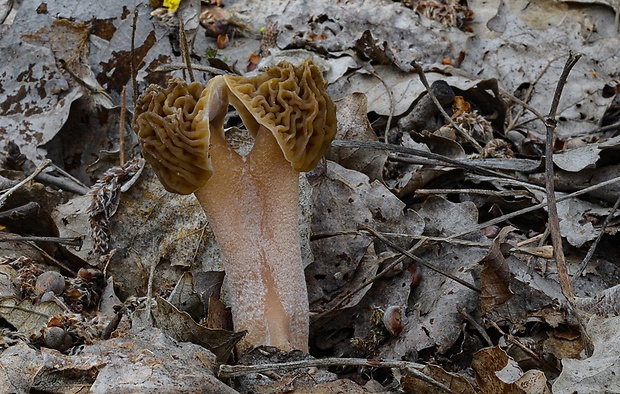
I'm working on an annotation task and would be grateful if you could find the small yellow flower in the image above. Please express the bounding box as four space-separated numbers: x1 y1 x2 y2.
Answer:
163 0 180 12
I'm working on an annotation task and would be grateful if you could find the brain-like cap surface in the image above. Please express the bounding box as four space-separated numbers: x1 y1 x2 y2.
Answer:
133 60 337 194
132 78 212 194
224 60 337 172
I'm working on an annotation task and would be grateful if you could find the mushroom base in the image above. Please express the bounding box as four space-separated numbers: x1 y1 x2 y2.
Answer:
194 126 310 355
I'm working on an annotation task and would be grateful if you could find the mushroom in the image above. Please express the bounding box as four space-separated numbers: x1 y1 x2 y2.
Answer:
133 60 336 354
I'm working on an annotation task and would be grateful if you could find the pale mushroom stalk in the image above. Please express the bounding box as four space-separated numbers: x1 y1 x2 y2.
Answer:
193 78 307 351
132 60 336 355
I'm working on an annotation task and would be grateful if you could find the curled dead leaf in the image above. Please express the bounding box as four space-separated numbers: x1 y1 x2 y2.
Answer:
480 226 516 316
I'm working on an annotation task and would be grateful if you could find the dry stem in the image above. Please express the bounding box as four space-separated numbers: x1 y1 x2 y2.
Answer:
544 52 581 301
573 193 620 279
331 140 515 179
0 235 82 247
488 320 561 374
361 224 480 293
119 85 126 166
131 7 139 105
0 159 51 208
178 14 194 83
218 357 455 393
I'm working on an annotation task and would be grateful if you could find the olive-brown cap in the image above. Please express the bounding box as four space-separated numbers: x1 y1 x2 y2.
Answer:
223 60 337 172
132 78 213 195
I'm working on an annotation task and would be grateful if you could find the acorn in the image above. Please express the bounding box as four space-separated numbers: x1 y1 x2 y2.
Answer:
382 306 404 337
35 271 65 297
43 326 72 352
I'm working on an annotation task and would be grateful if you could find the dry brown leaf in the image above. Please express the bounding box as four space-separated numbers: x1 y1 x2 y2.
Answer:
326 93 388 182
167 272 203 321
553 315 620 392
393 196 486 354
307 161 424 311
480 226 516 316
402 364 477 393
0 297 63 337
152 297 243 362
0 341 45 392
543 327 584 360
472 346 550 394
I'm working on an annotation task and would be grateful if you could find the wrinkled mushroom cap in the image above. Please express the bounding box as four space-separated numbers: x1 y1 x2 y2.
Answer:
133 60 337 194
132 78 212 195
223 60 337 172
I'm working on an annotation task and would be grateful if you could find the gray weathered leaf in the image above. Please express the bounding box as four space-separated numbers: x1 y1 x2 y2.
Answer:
307 161 424 309
0 298 63 337
554 315 620 393
152 297 243 362
327 93 388 182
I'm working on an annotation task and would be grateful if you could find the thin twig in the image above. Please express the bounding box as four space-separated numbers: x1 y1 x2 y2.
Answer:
131 7 139 105
415 188 531 198
50 163 89 189
101 249 116 278
572 193 620 279
502 90 546 127
466 174 546 194
152 63 233 75
516 233 544 247
119 85 127 167
504 53 594 356
46 293 73 313
581 120 620 136
361 65 394 143
614 0 620 35
35 173 89 195
218 357 456 393
331 140 516 180
313 237 429 320
488 320 561 374
0 0 13 24
178 14 195 82
0 304 52 318
443 175 620 242
0 235 82 247
28 241 76 276
58 60 113 104
0 202 40 220
102 310 123 340
544 52 581 301
537 224 551 248
457 305 493 347
505 55 561 131
311 229 490 248
392 154 542 174
412 62 483 153
145 251 162 318
361 224 480 293
0 159 51 208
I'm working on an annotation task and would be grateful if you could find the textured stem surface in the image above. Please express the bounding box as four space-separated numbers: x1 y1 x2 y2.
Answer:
194 125 309 354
